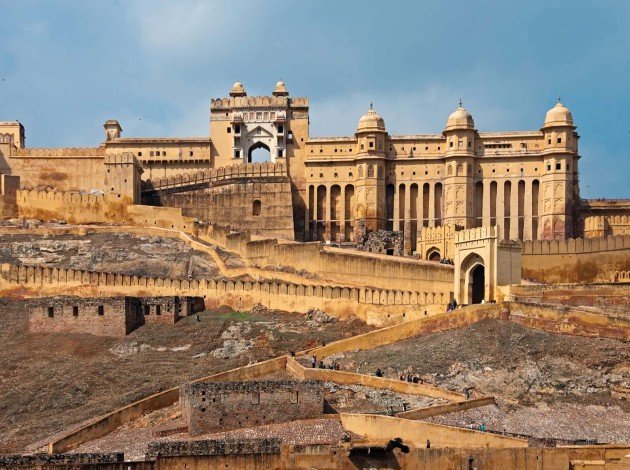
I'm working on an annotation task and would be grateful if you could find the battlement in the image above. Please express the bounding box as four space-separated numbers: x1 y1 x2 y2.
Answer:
211 96 309 110
103 152 142 167
142 161 287 192
455 226 498 243
15 147 104 157
522 235 630 255
0 133 14 145
419 225 456 242
17 188 107 204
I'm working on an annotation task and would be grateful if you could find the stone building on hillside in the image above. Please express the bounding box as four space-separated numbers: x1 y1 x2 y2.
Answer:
28 295 204 337
180 380 324 435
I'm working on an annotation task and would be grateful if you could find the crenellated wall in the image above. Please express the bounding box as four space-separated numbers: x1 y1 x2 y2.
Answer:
521 235 630 283
11 184 454 305
0 263 444 325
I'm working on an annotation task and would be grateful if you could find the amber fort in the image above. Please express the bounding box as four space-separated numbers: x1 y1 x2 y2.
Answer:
0 82 629 469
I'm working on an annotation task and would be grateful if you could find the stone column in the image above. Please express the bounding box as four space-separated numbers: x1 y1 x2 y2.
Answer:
304 185 311 241
404 186 412 254
340 186 346 242
418 185 425 229
496 181 505 240
324 184 332 240
428 183 435 227
482 181 491 228
393 185 400 231
523 179 533 241
510 179 519 240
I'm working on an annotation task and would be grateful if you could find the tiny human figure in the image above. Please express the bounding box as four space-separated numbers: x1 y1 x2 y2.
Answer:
412 375 419 384
319 360 325 369
311 356 316 368
195 314 200 322
479 422 487 432
290 350 295 357
426 439 431 449
452 298 458 310
335 362 340 370
465 388 471 400
322 341 326 347
407 374 412 383
400 374 405 381
375 368 383 377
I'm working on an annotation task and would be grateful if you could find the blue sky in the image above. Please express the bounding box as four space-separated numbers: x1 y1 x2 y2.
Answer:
1 0 628 197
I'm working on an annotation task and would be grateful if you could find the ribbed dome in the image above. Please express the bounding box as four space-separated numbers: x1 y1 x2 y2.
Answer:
229 81 246 97
273 80 288 96
445 105 474 131
357 107 386 133
543 101 574 128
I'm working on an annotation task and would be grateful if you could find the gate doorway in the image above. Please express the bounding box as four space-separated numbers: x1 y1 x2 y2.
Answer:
248 142 271 163
471 264 485 304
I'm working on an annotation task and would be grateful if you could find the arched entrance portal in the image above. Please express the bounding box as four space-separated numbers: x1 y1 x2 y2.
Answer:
457 252 487 305
248 142 271 163
471 264 485 304
427 249 441 261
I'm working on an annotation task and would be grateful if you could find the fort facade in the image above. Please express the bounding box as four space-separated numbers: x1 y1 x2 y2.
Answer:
2 83 629 257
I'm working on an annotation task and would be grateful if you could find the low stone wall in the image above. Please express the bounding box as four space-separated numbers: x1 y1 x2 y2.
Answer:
47 356 288 454
396 396 496 420
302 304 504 358
286 356 465 402
340 413 528 448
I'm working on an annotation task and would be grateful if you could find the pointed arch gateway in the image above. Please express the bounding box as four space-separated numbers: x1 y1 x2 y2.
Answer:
247 141 271 163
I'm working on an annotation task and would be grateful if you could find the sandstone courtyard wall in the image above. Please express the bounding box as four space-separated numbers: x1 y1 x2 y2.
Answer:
521 235 630 283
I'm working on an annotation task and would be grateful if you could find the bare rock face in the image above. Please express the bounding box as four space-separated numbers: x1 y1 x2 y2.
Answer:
306 309 337 324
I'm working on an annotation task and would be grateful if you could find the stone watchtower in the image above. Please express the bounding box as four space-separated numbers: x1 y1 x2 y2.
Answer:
442 103 476 230
539 101 579 240
353 106 387 236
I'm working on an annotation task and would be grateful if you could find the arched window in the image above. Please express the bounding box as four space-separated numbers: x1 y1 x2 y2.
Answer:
367 165 374 178
253 199 261 216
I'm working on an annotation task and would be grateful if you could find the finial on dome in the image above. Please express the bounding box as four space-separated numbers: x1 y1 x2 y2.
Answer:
370 101 373 110
543 99 574 129
273 80 288 97
230 81 246 97
459 98 463 107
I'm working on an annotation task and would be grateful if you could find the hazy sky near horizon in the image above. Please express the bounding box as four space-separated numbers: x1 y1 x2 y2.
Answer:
1 1 629 197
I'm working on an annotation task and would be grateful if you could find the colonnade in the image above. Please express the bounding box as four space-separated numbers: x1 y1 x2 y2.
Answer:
305 178 542 250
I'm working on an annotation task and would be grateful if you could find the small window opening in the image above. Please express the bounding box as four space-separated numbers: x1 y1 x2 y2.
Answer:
156 305 161 316
73 306 79 317
278 124 284 133
47 307 54 318
253 199 262 216
291 391 299 404
97 305 104 316
227 127 231 133
557 137 562 144
556 162 561 170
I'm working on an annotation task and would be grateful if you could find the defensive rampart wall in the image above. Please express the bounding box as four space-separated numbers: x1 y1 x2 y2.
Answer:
12 188 455 298
0 263 438 324
521 235 630 283
339 413 528 448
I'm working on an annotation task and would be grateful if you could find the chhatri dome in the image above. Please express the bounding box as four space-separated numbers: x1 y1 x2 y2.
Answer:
273 80 288 96
445 102 475 131
356 104 386 133
543 100 574 128
229 81 247 97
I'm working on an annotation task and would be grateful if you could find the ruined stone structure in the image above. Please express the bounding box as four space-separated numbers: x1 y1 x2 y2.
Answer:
180 380 324 435
2 84 629 254
28 295 204 337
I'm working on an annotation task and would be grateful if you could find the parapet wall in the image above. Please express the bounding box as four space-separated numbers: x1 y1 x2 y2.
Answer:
142 161 287 192
521 235 630 283
0 263 439 325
